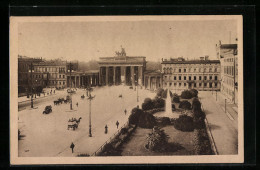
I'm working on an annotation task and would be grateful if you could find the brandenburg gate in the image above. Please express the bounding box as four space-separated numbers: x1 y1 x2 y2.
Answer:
98 47 146 87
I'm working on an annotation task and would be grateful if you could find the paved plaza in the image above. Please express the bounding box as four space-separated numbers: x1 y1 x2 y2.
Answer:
18 86 155 157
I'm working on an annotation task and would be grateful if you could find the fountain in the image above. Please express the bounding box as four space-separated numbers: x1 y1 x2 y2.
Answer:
163 88 174 118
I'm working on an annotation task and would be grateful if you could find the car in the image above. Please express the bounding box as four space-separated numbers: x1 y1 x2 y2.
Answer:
43 105 52 114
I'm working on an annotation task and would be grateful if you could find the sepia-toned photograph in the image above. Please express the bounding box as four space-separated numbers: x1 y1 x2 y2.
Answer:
10 15 243 164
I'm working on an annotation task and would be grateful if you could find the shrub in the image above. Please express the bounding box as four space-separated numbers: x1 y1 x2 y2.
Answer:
179 100 192 110
181 90 193 99
156 88 164 97
157 117 171 126
153 97 165 108
100 143 120 156
120 128 128 135
129 108 143 125
138 112 156 128
193 110 206 120
172 95 180 103
190 89 198 97
192 97 202 112
193 118 206 129
193 129 213 155
172 104 176 111
145 126 169 152
173 114 194 132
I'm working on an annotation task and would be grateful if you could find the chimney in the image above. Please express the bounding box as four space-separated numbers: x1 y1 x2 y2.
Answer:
205 55 209 60
200 57 204 60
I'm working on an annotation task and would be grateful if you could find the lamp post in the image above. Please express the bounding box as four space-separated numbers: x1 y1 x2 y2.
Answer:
29 62 34 108
68 62 73 110
87 92 95 137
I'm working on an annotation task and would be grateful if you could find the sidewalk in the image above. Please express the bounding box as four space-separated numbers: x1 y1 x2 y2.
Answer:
199 91 238 155
18 88 64 103
210 91 238 127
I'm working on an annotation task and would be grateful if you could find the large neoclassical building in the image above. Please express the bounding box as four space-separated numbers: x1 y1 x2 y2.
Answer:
161 56 221 91
98 47 146 86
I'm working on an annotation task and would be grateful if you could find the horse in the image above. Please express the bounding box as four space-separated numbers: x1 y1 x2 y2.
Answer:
67 123 78 130
54 100 59 105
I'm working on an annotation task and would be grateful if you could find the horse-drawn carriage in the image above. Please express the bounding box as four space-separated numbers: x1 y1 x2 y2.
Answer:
54 98 68 105
43 105 52 114
67 117 82 130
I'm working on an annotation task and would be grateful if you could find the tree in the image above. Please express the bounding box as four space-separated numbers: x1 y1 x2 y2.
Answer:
142 98 154 110
190 89 198 97
138 112 156 128
129 108 143 125
172 95 180 103
181 90 193 99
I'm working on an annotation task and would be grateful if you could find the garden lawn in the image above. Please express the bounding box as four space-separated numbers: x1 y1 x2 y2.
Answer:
121 126 194 156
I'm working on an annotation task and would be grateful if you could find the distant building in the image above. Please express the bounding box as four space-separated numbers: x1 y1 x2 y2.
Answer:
161 56 221 91
144 70 162 91
98 47 146 86
66 70 99 88
216 41 238 103
33 59 68 88
18 55 43 94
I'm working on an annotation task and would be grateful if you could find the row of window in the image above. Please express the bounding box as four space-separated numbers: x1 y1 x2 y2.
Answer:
34 67 66 73
32 74 66 79
224 66 235 76
163 67 218 74
49 81 66 85
166 82 218 88
164 75 218 81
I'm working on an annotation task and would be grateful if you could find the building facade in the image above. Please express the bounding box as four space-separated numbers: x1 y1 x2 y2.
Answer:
66 70 99 88
18 56 43 93
144 70 162 91
161 57 221 91
216 42 238 103
98 47 146 86
31 59 75 89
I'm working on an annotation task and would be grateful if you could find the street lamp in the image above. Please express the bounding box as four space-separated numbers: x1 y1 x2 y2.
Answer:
134 73 139 105
28 62 34 108
87 92 95 137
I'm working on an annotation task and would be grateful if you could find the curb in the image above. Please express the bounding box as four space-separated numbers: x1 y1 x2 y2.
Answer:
204 118 218 155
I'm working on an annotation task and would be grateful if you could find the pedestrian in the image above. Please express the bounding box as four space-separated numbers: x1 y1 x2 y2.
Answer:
76 102 78 107
70 142 75 153
116 121 119 129
105 125 108 134
54 90 55 94
124 109 127 115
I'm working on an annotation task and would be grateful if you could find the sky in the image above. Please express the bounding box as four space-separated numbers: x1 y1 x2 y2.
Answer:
18 19 237 62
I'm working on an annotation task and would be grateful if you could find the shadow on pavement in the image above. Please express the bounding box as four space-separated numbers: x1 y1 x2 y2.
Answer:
208 123 221 130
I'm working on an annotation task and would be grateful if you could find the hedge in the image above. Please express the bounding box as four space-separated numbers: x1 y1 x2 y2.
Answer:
138 112 157 129
193 129 213 155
